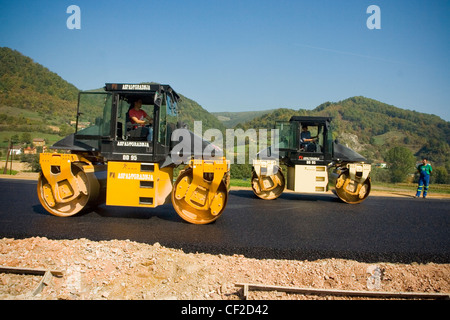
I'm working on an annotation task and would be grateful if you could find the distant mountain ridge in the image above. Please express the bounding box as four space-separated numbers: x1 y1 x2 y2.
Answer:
212 109 275 128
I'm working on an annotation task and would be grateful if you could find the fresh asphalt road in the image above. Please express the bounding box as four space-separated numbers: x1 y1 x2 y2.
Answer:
0 179 449 263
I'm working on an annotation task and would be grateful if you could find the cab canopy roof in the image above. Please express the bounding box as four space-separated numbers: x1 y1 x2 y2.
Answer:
104 83 180 100
289 116 332 127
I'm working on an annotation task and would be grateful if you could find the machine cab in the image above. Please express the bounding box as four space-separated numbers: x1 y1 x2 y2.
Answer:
276 116 333 165
72 83 179 163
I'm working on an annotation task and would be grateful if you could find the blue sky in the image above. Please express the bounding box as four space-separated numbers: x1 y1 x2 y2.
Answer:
1 0 449 120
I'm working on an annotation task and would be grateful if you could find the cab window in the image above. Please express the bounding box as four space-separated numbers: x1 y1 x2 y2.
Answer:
76 92 112 137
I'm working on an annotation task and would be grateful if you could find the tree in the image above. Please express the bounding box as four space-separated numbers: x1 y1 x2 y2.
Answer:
20 132 32 145
385 146 416 183
230 164 252 179
10 134 19 144
20 154 41 172
58 123 75 137
432 166 449 184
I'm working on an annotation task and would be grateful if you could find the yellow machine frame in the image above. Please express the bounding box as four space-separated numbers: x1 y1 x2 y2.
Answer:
106 161 173 208
38 152 229 223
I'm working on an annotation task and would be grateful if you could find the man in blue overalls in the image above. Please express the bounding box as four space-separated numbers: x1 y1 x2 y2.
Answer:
415 157 432 198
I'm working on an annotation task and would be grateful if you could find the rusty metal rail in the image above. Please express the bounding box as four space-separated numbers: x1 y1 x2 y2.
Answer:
0 266 63 296
236 283 450 300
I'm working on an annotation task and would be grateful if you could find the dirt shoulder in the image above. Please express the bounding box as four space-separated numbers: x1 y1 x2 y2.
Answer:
1 237 449 300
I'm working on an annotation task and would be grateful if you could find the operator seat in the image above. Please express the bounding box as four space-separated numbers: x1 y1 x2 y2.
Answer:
125 106 148 141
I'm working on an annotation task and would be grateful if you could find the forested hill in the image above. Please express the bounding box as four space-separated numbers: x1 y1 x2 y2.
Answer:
236 97 450 166
176 93 226 132
0 47 225 138
0 47 79 123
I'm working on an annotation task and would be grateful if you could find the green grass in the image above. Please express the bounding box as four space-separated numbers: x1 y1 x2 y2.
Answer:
230 178 251 188
372 130 405 146
0 105 42 119
229 178 450 194
372 182 450 194
0 167 18 175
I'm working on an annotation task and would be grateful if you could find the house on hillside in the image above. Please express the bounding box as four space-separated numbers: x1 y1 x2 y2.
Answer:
70 121 90 129
10 145 22 155
24 146 37 154
32 138 45 147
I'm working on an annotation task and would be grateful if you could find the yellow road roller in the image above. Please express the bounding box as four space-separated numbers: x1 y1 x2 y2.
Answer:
252 116 371 204
37 83 229 224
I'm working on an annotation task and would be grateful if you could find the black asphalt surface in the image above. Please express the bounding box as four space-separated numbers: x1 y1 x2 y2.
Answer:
0 178 449 263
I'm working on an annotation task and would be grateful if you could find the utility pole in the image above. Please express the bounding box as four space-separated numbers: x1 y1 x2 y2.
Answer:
3 141 12 174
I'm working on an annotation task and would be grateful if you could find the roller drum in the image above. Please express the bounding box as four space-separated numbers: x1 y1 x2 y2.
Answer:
37 163 106 217
251 166 285 200
172 168 228 224
334 172 371 204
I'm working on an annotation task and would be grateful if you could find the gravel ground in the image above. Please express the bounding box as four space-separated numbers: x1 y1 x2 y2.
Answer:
1 237 449 300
